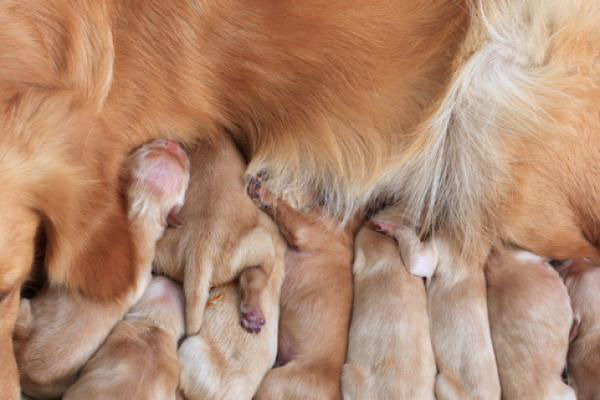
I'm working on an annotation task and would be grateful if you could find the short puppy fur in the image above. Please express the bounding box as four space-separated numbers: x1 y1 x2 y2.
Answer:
559 259 600 399
342 220 435 400
154 135 282 336
63 276 184 400
178 253 285 399
13 139 190 398
249 177 356 400
486 249 575 400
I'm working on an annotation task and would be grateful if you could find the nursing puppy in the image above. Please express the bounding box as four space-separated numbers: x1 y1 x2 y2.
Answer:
559 259 600 399
13 139 190 398
486 249 574 400
178 254 285 399
154 135 284 335
63 276 184 400
249 178 356 400
342 222 436 400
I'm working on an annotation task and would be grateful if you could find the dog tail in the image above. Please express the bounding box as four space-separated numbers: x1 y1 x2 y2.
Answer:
378 0 593 258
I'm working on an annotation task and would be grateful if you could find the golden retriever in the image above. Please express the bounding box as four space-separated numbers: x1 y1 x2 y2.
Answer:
342 222 436 400
486 249 575 400
13 139 189 398
62 276 184 400
2 1 600 397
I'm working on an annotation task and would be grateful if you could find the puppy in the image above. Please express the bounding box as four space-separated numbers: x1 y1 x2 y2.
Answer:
13 139 190 398
154 135 284 335
248 178 356 400
369 209 499 400
342 222 436 400
486 249 575 400
178 258 285 399
63 276 184 400
559 259 600 399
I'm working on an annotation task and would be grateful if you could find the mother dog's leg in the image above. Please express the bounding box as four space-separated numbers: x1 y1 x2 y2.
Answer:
429 240 500 400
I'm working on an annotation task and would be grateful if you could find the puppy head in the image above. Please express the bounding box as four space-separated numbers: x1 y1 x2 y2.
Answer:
370 209 439 281
126 276 185 340
353 225 402 274
124 139 190 230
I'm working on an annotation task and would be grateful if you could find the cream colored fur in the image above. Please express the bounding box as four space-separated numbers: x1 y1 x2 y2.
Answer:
487 249 574 400
63 277 184 400
342 224 435 400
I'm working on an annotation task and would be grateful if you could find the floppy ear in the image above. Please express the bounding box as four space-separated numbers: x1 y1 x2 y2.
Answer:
44 186 136 302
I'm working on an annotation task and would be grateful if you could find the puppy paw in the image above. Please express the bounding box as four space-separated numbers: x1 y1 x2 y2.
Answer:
246 176 275 211
240 304 266 334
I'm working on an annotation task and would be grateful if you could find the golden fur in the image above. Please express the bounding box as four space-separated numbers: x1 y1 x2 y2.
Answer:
250 180 358 400
559 259 600 399
2 0 600 395
342 223 436 400
486 249 575 400
13 140 189 398
178 263 285 399
62 277 184 400
154 135 284 336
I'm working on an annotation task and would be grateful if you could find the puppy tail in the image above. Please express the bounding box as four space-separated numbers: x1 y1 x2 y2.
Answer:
378 0 588 259
341 363 370 400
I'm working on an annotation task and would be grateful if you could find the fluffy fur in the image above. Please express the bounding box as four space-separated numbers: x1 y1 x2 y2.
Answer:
486 249 575 400
342 223 435 400
62 277 184 400
2 0 600 395
559 259 600 399
13 140 189 398
250 179 358 400
154 135 283 335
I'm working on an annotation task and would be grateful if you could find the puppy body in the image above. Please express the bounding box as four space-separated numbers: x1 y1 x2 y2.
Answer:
342 224 435 400
559 259 600 399
14 140 190 398
250 180 355 400
178 254 285 400
63 276 184 400
154 135 284 335
486 249 575 400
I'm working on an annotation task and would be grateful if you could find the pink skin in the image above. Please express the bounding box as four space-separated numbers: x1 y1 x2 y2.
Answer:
240 305 266 334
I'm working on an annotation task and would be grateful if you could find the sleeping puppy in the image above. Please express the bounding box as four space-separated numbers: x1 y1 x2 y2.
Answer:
178 250 285 399
13 139 190 398
486 249 575 400
154 135 283 335
342 221 436 400
559 259 600 399
63 276 184 400
248 177 357 400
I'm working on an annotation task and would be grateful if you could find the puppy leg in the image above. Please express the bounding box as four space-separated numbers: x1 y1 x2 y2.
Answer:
255 361 340 400
429 242 500 400
238 266 268 333
247 177 320 250
184 259 213 335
